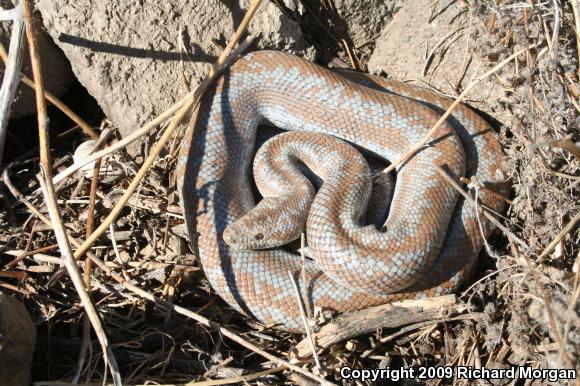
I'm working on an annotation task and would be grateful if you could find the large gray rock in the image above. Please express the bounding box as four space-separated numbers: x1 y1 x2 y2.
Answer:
36 0 314 137
0 0 74 118
0 292 36 386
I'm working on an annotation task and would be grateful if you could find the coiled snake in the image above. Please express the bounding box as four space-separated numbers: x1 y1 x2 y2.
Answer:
177 51 506 332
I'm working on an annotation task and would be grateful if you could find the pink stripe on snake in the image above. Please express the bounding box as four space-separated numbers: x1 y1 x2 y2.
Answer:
177 51 507 332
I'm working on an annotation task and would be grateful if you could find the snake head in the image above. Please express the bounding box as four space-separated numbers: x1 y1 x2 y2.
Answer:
222 219 269 250
222 197 308 250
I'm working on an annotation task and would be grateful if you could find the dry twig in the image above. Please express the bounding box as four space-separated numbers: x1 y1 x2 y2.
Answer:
74 138 104 383
21 0 121 382
293 295 466 359
435 165 529 250
0 1 24 166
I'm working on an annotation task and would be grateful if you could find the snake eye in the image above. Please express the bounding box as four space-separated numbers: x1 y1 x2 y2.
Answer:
254 233 264 240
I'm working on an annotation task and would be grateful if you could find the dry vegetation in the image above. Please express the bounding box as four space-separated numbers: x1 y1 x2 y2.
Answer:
0 0 578 385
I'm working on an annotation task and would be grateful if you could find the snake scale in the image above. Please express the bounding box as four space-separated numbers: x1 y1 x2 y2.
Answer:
177 51 507 332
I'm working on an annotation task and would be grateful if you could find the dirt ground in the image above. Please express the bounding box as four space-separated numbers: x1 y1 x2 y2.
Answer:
0 1 578 385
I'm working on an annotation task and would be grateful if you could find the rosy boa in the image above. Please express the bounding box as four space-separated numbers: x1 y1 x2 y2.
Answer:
177 51 507 332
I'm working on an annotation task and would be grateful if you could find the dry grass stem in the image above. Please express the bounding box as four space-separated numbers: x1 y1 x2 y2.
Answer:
287 271 322 370
0 1 24 165
538 211 580 259
21 0 121 382
74 141 103 382
435 165 530 250
384 42 539 174
573 0 580 78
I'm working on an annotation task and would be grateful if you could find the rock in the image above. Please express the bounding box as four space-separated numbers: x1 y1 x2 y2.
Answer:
327 0 404 48
0 292 36 386
36 0 314 138
0 0 74 118
368 1 502 117
297 0 402 62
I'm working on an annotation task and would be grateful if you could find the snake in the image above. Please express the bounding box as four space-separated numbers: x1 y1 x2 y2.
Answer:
176 50 507 332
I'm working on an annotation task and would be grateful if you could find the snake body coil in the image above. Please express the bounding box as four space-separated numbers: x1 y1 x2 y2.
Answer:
177 51 506 332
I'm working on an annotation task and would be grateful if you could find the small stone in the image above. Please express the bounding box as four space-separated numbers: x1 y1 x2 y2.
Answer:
0 292 36 386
